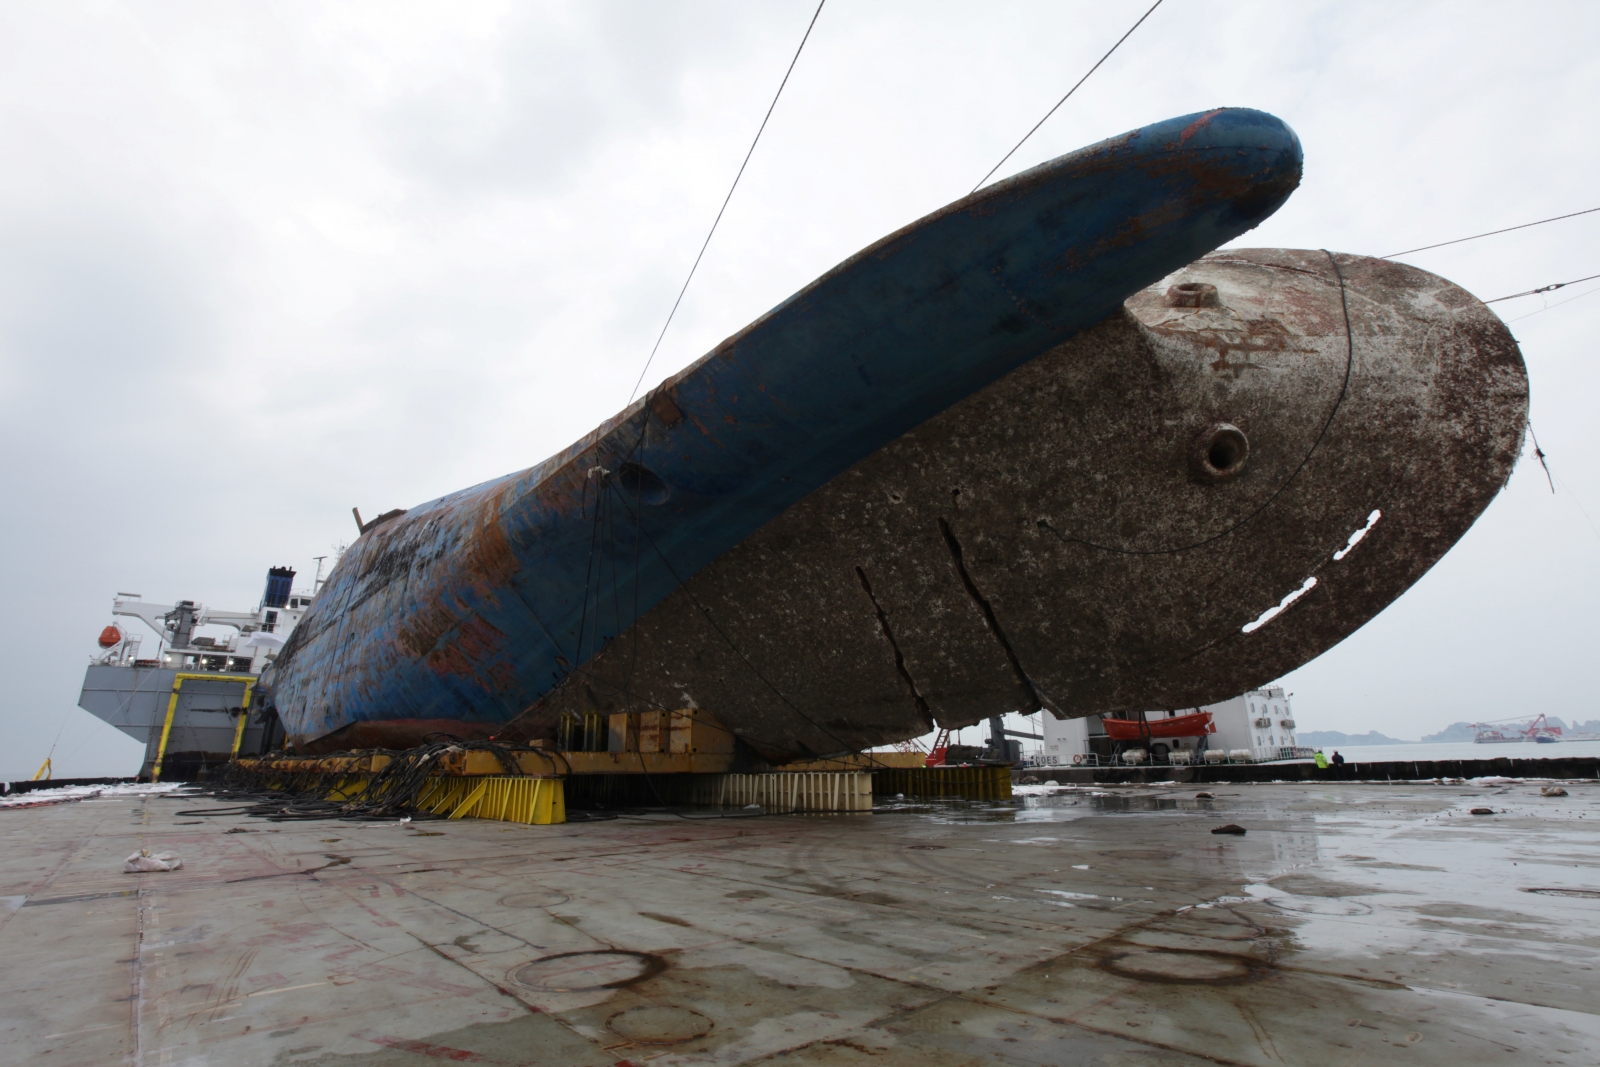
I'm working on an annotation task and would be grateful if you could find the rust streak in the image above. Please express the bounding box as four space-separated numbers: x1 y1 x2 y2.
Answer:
649 391 684 428
464 488 519 591
425 616 507 679
1176 109 1226 146
395 601 459 659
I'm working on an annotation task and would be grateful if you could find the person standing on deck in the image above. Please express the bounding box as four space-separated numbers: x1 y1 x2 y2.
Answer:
1314 749 1329 769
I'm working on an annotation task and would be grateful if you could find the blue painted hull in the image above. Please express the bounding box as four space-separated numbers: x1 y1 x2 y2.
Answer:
265 108 1304 749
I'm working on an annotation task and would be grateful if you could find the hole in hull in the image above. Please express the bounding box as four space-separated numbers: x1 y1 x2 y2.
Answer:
1191 423 1249 482
1334 509 1382 561
1242 576 1317 634
1165 282 1221 308
616 462 671 505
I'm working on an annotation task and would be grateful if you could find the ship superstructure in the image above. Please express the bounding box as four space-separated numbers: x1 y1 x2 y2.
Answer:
78 567 316 779
1040 688 1310 767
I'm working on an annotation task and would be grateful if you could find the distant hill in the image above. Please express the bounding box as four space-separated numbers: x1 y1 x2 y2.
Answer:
1298 730 1411 747
1303 720 1600 747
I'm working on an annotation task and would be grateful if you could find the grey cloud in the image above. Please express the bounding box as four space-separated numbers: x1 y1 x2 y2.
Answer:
380 1 772 197
0 208 218 407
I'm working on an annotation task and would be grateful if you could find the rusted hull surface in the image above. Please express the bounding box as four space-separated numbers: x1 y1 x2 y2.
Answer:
522 250 1526 760
265 108 1305 750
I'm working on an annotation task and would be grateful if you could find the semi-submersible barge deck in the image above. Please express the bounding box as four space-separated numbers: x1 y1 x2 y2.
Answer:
3 777 1595 1065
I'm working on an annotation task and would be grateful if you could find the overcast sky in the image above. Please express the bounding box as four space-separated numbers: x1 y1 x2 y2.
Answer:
3 1 1596 779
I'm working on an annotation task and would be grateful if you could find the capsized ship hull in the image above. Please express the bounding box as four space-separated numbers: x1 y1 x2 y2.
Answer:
514 249 1527 760
266 107 1317 752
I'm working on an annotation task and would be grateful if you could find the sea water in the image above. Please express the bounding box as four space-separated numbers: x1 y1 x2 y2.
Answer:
1326 739 1600 763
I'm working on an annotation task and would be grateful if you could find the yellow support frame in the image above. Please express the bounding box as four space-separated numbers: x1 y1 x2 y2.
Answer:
230 709 251 757
235 773 564 824
416 775 565 825
447 781 489 819
151 672 257 783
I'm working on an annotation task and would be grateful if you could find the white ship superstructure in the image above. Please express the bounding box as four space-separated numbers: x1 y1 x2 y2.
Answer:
1039 687 1309 766
78 566 317 779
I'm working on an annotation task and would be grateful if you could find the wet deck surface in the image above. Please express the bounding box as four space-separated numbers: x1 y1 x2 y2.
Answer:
3 780 1597 1066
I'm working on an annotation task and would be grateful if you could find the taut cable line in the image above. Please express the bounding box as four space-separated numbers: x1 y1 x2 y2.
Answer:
627 0 827 405
970 0 1165 195
1383 206 1600 259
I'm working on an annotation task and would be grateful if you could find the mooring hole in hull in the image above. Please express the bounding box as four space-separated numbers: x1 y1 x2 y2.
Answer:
616 461 671 505
1192 422 1250 482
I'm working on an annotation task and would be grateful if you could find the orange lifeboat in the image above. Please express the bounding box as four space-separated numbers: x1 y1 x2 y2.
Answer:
1101 711 1215 741
97 625 123 649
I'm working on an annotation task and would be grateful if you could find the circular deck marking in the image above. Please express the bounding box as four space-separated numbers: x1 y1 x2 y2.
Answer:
510 950 665 992
1265 895 1372 916
1151 914 1259 941
608 1006 713 1044
1101 948 1265 985
498 889 569 908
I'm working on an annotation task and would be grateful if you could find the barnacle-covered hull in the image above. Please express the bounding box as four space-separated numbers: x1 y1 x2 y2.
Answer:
524 249 1526 760
262 108 1529 759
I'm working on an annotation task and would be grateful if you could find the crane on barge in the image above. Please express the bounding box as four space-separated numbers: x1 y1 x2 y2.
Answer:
1473 713 1563 744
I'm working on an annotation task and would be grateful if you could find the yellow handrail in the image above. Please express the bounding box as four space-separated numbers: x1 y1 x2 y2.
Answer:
151 672 257 783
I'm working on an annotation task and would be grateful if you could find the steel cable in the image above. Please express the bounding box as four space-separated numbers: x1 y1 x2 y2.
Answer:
970 0 1165 194
1384 206 1600 259
627 0 827 405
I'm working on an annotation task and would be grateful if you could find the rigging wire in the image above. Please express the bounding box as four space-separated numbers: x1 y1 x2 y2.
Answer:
970 0 1165 194
1528 420 1555 494
1551 467 1600 547
1485 272 1600 304
199 739 545 822
1503 283 1600 324
1383 206 1600 259
1516 420 1600 556
626 0 827 406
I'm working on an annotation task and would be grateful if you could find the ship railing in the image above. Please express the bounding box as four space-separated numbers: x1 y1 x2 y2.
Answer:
1027 748 1315 769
